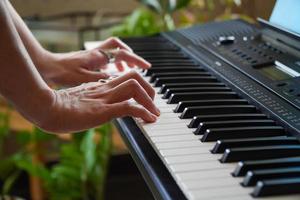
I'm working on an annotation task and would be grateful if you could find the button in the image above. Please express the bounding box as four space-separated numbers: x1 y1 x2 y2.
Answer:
218 36 235 45
276 82 287 87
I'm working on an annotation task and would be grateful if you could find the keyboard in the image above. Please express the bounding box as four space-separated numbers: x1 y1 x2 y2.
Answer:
114 20 300 200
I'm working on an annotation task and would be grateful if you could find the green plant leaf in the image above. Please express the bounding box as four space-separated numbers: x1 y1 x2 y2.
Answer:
81 128 97 174
2 170 22 195
111 8 163 37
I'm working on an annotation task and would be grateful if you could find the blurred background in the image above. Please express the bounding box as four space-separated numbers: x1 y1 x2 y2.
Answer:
0 0 276 200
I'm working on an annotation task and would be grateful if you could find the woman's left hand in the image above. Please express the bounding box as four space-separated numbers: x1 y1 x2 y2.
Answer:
41 37 151 87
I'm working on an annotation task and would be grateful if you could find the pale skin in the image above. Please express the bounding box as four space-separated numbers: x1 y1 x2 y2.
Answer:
0 0 160 133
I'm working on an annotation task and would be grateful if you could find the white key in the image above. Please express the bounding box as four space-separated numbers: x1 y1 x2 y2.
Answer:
176 169 232 181
151 135 199 143
165 154 218 164
170 161 234 173
160 147 212 157
156 141 206 149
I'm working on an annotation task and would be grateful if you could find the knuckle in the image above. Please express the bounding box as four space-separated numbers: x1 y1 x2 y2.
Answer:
129 70 140 79
110 37 118 41
118 49 127 56
127 79 139 88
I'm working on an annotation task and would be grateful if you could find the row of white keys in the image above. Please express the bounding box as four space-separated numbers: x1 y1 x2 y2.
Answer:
135 76 300 200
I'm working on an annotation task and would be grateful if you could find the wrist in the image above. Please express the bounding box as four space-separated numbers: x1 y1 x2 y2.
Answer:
16 87 57 132
35 50 60 84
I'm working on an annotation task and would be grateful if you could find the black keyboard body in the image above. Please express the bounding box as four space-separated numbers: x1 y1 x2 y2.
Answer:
114 19 300 200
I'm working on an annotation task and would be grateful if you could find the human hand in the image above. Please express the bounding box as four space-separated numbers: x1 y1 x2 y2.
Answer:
43 37 151 87
42 71 159 133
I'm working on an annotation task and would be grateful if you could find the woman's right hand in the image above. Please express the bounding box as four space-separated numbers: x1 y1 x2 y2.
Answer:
42 71 160 133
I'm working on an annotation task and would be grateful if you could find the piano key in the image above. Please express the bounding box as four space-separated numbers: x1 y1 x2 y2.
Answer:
168 91 238 104
164 154 217 164
129 46 179 51
194 119 275 135
212 136 299 153
154 76 218 87
181 105 257 119
150 59 193 64
221 145 300 163
136 51 184 57
160 147 212 157
151 134 199 143
183 177 242 190
233 157 300 177
175 99 248 113
145 67 202 76
169 161 234 173
163 87 231 99
142 54 189 60
159 82 226 94
189 185 252 199
252 178 300 197
201 126 285 142
156 141 203 150
176 168 232 181
150 72 211 83
243 167 300 186
188 113 267 128
148 129 192 137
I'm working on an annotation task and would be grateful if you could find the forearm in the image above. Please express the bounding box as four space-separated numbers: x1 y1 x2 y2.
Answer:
0 0 54 128
6 0 56 80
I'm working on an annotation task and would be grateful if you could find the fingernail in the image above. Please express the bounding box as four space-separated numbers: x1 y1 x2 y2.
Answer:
155 107 161 116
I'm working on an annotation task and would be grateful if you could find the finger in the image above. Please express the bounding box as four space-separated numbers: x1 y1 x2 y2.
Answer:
115 62 125 72
99 37 133 52
127 62 135 68
80 68 110 82
106 79 160 116
115 50 151 69
107 71 155 100
108 101 157 123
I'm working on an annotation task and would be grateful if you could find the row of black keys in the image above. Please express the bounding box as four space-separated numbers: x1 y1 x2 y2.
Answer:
124 36 300 198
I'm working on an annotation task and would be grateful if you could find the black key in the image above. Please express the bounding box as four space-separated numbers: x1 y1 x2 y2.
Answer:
195 119 275 135
150 59 194 64
159 83 225 94
148 57 195 65
151 62 198 67
175 99 248 113
137 52 184 57
180 105 256 119
123 37 165 43
154 76 217 87
150 72 210 83
221 145 300 163
145 67 201 76
142 54 189 60
168 92 237 104
201 126 285 142
188 113 267 128
243 167 300 186
163 87 230 99
130 46 178 51
212 136 299 153
233 157 300 177
252 178 300 197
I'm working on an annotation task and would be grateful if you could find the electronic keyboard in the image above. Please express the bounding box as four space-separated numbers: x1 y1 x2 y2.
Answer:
114 19 300 200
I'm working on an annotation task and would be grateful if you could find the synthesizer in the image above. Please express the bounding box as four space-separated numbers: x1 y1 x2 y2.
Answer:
114 18 300 200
